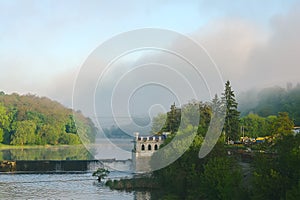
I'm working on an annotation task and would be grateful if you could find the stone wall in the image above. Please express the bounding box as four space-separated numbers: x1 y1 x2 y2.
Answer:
132 133 166 172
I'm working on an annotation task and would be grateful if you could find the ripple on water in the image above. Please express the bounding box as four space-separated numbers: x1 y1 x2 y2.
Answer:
0 172 134 200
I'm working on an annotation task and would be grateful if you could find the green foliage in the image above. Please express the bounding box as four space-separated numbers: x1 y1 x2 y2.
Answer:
10 120 37 145
272 112 294 137
165 103 181 133
151 100 211 137
65 115 77 133
222 80 240 140
285 180 300 200
240 112 294 138
151 135 245 199
0 93 97 145
0 104 9 143
198 102 212 137
151 113 167 134
240 113 267 137
0 128 3 143
93 168 110 182
200 157 243 200
239 84 300 125
145 82 299 199
252 134 300 200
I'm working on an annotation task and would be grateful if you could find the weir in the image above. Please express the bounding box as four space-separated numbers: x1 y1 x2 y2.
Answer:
0 159 132 173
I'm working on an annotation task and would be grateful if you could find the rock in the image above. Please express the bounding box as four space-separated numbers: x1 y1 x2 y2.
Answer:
0 161 16 172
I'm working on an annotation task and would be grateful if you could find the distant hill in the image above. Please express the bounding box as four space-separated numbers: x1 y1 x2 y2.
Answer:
0 92 97 145
102 117 151 139
238 83 300 125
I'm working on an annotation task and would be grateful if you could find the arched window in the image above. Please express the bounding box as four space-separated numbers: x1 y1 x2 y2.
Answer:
141 144 145 151
154 144 158 150
148 144 152 150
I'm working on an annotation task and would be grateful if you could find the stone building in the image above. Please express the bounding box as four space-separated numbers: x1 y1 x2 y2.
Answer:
132 132 167 172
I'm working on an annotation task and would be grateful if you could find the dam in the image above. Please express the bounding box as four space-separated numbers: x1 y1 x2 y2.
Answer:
0 159 132 173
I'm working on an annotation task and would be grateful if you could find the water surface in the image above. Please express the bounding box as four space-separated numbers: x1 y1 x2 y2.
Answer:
0 138 146 199
0 172 136 200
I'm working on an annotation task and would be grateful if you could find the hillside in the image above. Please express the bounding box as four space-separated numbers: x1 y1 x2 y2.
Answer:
238 84 300 125
0 92 96 145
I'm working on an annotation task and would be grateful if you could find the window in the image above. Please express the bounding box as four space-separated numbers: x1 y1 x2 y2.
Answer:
148 144 152 150
154 144 158 150
141 144 145 151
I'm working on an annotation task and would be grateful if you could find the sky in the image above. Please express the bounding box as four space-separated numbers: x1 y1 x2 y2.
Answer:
1 0 300 125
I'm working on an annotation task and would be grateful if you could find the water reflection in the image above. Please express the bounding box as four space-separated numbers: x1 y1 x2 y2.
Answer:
0 139 134 161
0 145 93 160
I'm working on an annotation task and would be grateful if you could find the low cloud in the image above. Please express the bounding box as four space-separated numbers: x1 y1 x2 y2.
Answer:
192 4 300 91
46 3 300 121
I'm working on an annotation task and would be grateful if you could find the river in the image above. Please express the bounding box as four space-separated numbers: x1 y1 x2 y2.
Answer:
0 138 133 161
0 172 145 199
0 139 151 199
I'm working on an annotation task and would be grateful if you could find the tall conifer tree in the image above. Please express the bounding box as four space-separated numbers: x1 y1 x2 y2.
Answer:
222 81 240 141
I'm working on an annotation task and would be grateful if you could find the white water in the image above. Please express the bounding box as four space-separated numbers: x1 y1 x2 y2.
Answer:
0 172 137 200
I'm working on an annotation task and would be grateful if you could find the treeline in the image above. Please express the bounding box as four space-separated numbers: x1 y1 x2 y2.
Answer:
0 92 96 145
152 81 240 141
239 83 300 125
240 112 294 138
103 125 132 138
103 117 151 139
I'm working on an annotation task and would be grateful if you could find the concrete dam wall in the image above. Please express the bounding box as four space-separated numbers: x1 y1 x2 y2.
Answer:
0 159 132 173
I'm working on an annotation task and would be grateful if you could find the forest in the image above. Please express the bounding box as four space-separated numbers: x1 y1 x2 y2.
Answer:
0 92 96 146
149 81 299 199
109 81 300 200
238 83 300 125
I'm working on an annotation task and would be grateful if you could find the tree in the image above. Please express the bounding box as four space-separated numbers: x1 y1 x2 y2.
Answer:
65 115 77 133
10 120 37 145
286 180 300 200
240 113 267 137
272 112 294 137
151 113 167 134
0 104 9 143
0 93 96 145
0 128 3 143
92 168 110 182
238 84 300 125
38 124 60 145
198 102 212 137
166 103 181 133
252 134 300 200
222 81 240 141
200 157 243 200
181 101 202 129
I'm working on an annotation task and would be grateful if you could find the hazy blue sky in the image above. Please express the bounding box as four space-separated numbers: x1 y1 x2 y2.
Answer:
1 0 300 119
